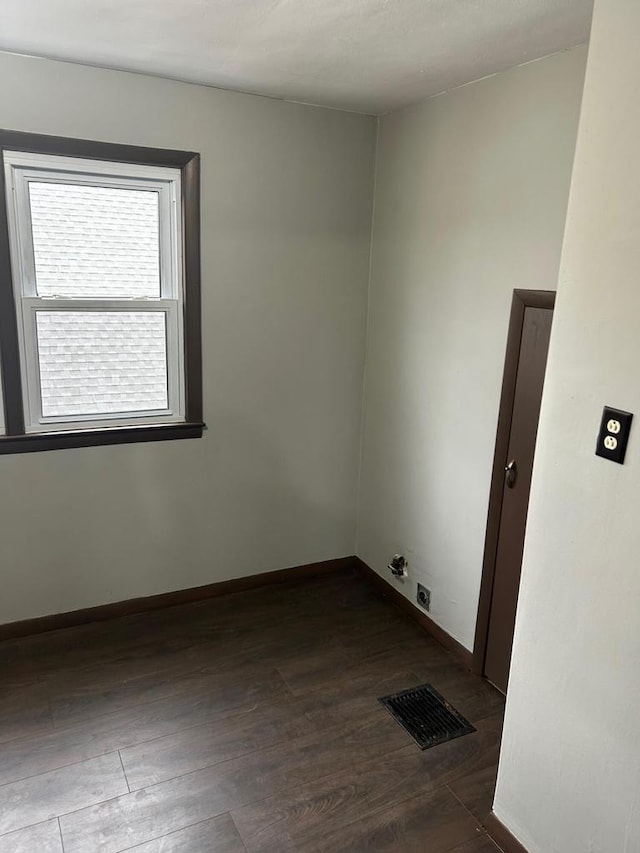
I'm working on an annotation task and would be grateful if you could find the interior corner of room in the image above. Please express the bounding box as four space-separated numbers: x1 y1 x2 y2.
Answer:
3 0 639 849
0 42 588 636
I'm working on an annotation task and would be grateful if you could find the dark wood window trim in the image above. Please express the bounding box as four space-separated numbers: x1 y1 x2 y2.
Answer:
0 129 203 453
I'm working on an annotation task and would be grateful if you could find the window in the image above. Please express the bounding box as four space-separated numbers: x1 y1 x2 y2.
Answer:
0 131 202 453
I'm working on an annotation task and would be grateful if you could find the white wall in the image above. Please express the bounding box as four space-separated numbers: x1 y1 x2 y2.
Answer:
0 53 375 623
357 47 587 649
494 2 640 850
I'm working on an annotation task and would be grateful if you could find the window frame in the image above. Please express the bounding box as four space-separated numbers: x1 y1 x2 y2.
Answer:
5 152 185 431
0 130 203 454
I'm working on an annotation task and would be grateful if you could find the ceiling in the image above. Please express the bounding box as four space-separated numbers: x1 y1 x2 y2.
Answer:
1 0 593 115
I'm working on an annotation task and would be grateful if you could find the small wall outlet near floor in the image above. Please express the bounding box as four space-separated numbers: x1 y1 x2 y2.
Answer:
417 583 431 611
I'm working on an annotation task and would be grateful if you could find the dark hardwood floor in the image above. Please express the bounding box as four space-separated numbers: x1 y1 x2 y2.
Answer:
0 568 504 852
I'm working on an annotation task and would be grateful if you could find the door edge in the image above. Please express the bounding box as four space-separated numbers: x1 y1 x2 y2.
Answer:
472 288 556 678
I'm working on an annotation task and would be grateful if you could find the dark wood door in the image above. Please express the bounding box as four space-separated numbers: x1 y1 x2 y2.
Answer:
483 304 553 693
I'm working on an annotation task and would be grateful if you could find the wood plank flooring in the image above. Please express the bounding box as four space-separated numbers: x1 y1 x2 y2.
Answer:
0 568 504 852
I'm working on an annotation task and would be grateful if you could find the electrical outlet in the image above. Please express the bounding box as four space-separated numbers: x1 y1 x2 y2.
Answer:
417 583 431 612
596 406 633 464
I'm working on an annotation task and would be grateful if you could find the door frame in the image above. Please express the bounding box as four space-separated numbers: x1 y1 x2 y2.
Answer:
472 288 556 677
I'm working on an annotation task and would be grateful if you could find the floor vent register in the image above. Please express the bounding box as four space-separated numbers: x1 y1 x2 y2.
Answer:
379 683 476 750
